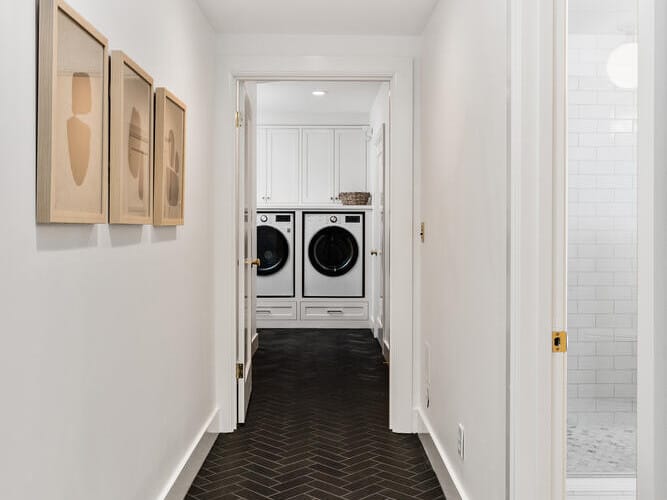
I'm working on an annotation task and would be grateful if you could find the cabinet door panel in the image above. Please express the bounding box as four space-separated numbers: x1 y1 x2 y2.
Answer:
256 128 268 202
267 128 300 204
336 129 368 196
302 129 334 204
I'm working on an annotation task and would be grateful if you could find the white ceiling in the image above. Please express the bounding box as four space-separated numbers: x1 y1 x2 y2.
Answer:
257 81 382 116
196 0 439 35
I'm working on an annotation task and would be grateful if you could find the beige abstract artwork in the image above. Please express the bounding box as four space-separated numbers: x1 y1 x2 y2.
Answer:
110 52 153 224
154 88 186 226
37 0 108 223
54 11 105 215
124 70 151 213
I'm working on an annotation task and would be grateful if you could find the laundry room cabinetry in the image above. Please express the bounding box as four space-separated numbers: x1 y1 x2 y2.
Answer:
300 302 369 321
302 129 335 203
257 128 300 204
258 126 368 206
256 301 298 320
335 128 368 197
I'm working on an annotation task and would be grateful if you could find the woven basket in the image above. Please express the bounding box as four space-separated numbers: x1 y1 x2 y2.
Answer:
339 192 371 206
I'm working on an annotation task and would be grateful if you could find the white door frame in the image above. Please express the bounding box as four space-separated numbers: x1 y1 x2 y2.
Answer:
524 0 658 498
508 0 569 498
638 0 665 497
212 56 415 434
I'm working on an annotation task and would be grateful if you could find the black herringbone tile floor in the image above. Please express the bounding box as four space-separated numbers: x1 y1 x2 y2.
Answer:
186 329 445 500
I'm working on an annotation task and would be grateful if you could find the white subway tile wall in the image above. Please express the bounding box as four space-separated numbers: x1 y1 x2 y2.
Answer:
567 31 637 430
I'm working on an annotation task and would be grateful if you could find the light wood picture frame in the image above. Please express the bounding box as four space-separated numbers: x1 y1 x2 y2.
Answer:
154 88 186 226
37 0 109 224
110 51 154 224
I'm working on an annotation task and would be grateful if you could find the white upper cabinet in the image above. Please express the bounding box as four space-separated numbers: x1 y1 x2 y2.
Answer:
256 128 268 202
335 128 368 197
266 128 300 204
302 129 335 204
257 126 368 206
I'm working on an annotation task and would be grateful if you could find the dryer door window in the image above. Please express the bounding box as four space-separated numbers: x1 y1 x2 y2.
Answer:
257 226 289 276
308 226 359 277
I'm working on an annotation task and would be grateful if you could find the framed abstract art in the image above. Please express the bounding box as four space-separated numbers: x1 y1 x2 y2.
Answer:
109 51 154 224
37 0 109 223
154 88 186 226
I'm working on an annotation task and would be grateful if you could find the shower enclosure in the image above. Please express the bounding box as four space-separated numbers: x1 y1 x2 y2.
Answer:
567 0 638 498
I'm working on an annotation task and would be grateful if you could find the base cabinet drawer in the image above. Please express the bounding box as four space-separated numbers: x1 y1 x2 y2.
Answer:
300 302 369 321
256 301 297 320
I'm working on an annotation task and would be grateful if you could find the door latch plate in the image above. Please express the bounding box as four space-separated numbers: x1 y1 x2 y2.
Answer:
552 331 567 353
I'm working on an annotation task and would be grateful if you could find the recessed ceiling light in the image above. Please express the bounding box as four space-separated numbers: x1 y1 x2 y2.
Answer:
312 90 327 97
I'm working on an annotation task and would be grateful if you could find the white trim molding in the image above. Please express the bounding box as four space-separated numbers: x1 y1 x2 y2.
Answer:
159 409 219 500
508 0 561 498
638 0 667 498
415 409 468 500
211 55 415 434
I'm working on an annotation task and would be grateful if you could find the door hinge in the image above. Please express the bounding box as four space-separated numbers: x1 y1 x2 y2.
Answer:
235 111 243 128
419 222 425 243
236 363 244 379
552 331 567 353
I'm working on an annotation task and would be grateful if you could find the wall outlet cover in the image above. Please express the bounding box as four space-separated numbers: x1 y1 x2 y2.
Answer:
457 424 465 460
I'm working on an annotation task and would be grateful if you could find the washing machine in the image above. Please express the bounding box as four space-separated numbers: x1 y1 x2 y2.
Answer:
256 212 295 297
303 212 364 298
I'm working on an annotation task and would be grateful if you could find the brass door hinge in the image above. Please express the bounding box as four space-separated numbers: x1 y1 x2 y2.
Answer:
552 331 567 353
235 111 243 128
236 363 244 379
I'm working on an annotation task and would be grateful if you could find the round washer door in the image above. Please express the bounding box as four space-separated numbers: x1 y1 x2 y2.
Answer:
308 226 359 277
257 226 289 276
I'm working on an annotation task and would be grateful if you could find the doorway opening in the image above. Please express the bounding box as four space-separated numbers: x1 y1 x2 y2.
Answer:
565 0 638 498
235 79 393 427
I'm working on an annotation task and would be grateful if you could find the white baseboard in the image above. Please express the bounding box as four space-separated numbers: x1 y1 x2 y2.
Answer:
159 409 219 500
252 332 259 356
415 408 468 500
382 337 390 361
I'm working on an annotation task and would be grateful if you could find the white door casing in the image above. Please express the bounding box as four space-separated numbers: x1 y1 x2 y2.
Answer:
213 56 414 435
552 0 568 496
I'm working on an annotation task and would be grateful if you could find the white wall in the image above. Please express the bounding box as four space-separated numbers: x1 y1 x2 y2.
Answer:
419 0 508 498
0 2 216 499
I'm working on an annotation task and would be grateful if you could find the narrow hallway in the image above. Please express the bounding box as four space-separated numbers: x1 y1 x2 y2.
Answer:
186 330 444 499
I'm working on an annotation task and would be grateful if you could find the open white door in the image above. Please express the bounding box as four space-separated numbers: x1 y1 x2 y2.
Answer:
236 80 258 424
372 124 387 357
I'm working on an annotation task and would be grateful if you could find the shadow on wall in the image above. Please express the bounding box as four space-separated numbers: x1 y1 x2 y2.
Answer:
35 224 176 250
109 225 144 247
151 226 177 243
35 224 98 250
